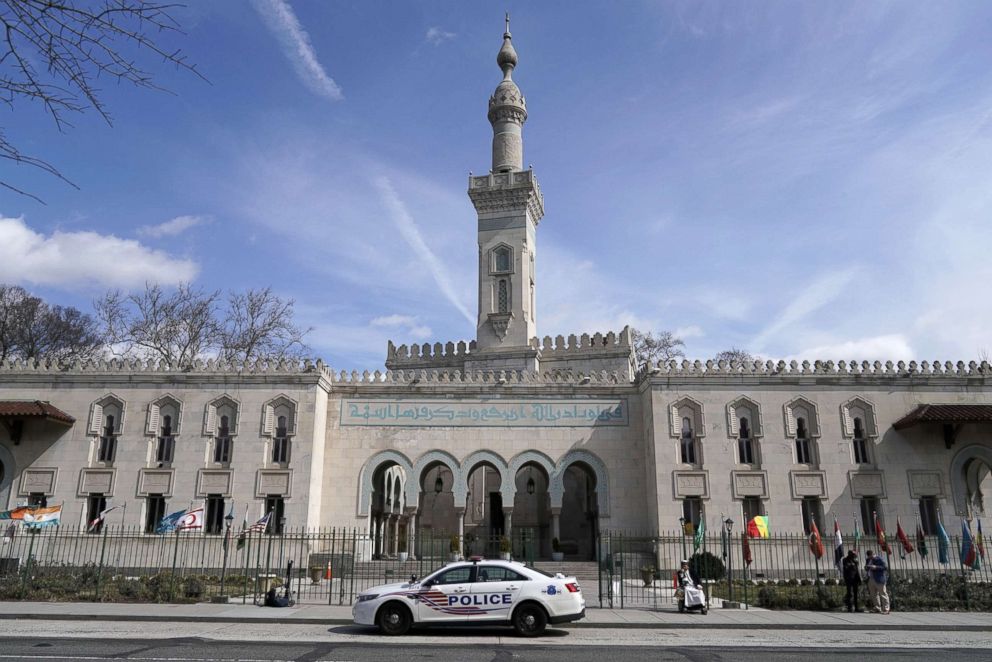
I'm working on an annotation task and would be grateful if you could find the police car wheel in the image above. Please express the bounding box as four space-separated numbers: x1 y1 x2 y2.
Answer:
377 602 412 636
512 603 547 637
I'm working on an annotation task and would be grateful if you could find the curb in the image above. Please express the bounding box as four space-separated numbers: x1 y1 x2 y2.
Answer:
0 613 987 631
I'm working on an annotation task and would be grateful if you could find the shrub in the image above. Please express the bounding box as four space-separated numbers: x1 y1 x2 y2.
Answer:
689 551 725 581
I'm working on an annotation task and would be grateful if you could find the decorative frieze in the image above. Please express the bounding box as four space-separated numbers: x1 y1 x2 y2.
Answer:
77 468 115 497
790 471 828 499
196 469 233 497
17 467 58 496
136 469 174 497
731 470 769 499
340 398 628 428
848 470 886 498
255 469 292 497
672 470 709 498
907 470 943 498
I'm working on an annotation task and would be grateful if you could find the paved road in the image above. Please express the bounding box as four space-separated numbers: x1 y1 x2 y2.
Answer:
0 639 988 662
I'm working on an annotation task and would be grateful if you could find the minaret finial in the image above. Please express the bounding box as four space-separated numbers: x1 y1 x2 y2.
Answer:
488 14 526 173
505 12 510 35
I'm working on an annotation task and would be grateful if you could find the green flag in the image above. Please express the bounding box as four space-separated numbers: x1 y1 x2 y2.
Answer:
693 517 705 552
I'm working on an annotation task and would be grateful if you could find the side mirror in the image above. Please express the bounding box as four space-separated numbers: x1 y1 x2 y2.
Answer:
409 574 418 584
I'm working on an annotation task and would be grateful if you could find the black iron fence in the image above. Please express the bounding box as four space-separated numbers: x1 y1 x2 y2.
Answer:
596 530 992 611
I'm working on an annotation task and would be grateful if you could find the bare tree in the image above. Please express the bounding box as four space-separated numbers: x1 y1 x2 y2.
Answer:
0 284 103 363
631 328 686 369
96 282 221 368
1 0 204 201
221 288 311 363
715 347 759 363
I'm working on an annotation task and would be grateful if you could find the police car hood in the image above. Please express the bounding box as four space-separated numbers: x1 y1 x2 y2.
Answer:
363 581 414 595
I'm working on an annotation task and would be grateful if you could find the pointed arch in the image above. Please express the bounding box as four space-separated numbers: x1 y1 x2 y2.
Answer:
146 393 182 436
669 396 705 438
261 394 298 436
784 395 821 438
357 450 414 516
462 450 511 503
950 444 992 516
0 443 15 511
551 449 610 517
727 395 763 438
841 396 878 438
412 449 464 507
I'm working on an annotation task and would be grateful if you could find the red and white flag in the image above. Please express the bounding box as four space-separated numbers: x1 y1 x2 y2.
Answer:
87 505 119 532
178 507 204 531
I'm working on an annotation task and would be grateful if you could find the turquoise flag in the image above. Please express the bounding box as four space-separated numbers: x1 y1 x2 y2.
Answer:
937 519 950 565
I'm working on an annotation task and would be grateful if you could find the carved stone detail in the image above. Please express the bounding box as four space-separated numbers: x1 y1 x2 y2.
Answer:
790 470 827 498
488 312 513 341
18 467 58 496
908 470 943 498
672 470 709 498
848 470 886 498
731 470 768 498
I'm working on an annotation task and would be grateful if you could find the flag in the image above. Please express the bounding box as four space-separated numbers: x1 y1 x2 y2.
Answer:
873 511 889 554
833 519 844 571
720 521 729 559
0 506 31 520
741 531 752 566
853 516 862 551
236 504 250 551
895 518 914 558
937 518 950 565
156 509 187 534
746 515 769 539
22 505 62 528
961 519 977 569
915 522 928 558
808 519 825 559
693 516 705 552
87 505 119 533
237 512 272 551
977 519 986 560
178 507 204 531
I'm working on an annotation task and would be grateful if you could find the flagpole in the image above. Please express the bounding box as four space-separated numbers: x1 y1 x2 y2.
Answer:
170 527 181 601
95 515 109 600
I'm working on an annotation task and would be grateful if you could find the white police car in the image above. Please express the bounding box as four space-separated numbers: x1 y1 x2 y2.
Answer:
352 558 585 636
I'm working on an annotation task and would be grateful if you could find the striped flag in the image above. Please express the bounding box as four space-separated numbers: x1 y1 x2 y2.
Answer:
895 518 914 558
853 516 862 551
961 519 978 569
833 519 844 571
156 509 188 534
88 505 119 533
237 512 271 551
874 511 889 554
937 518 950 565
23 505 62 528
746 516 769 539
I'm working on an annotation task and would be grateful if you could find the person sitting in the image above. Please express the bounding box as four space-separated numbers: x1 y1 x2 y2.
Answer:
677 560 705 609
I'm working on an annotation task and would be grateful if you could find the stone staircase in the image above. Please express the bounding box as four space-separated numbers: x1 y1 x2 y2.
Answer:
531 561 600 590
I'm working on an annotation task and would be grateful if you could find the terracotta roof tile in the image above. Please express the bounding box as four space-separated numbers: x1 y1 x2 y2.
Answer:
0 400 75 425
893 404 992 430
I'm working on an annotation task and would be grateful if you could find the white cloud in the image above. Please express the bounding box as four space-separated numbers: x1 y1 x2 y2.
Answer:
425 26 456 45
251 0 343 101
0 216 198 289
370 314 432 341
785 334 915 363
674 325 705 340
136 215 209 238
374 176 475 326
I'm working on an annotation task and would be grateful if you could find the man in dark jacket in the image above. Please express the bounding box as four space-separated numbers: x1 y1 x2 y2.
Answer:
842 550 863 612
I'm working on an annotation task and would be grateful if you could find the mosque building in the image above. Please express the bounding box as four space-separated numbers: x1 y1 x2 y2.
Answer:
1 22 990 562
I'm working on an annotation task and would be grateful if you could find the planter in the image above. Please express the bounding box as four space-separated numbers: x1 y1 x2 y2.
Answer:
398 552 408 563
551 552 564 562
309 566 323 584
640 570 654 587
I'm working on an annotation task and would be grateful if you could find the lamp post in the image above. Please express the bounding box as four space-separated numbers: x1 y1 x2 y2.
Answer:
432 470 443 556
679 517 687 560
219 509 235 599
723 517 734 604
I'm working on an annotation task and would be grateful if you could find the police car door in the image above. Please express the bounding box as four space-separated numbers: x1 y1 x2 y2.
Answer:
415 565 474 623
469 564 524 621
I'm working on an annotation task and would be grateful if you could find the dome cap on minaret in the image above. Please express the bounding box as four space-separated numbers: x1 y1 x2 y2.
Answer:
497 14 518 73
488 13 526 125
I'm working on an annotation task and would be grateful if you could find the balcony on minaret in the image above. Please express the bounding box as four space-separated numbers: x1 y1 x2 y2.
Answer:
467 169 544 224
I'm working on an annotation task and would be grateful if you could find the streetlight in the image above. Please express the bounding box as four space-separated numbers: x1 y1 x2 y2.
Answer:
723 517 734 604
219 509 235 599
432 469 443 556
678 517 687 560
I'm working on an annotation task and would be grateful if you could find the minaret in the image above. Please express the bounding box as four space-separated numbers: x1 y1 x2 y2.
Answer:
467 16 544 369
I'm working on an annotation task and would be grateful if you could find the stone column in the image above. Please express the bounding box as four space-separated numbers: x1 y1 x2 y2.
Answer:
456 507 466 557
407 511 417 559
503 507 514 537
391 514 400 556
551 507 561 541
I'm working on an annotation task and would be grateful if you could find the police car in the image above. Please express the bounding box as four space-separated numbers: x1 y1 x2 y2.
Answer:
352 558 585 636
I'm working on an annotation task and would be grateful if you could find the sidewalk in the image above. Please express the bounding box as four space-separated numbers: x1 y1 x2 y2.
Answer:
0 601 989 631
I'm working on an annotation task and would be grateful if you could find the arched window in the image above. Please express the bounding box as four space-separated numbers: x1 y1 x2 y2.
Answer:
157 414 175 464
272 415 290 465
680 416 696 465
497 279 509 314
795 417 812 464
99 415 117 463
738 417 754 464
494 246 511 273
214 415 232 464
853 417 869 464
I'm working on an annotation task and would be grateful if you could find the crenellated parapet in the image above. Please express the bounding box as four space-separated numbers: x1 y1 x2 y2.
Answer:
534 326 636 380
385 339 477 371
328 367 629 386
639 358 992 381
468 169 544 223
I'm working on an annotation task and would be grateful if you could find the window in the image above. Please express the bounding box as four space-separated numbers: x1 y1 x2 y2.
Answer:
214 415 233 464
919 496 938 536
272 416 290 465
860 496 881 535
86 494 107 534
853 417 870 464
494 247 511 273
801 497 824 535
680 417 696 465
682 498 703 534
478 566 527 582
795 417 812 465
737 417 755 464
265 495 285 534
157 415 175 464
497 279 508 314
28 493 47 507
98 415 117 463
742 497 764 524
431 567 472 585
205 495 225 535
145 495 166 534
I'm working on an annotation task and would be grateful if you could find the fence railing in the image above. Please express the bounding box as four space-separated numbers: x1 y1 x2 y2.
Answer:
596 530 992 610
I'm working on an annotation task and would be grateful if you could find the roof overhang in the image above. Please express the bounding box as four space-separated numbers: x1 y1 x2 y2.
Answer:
893 404 992 449
0 401 75 444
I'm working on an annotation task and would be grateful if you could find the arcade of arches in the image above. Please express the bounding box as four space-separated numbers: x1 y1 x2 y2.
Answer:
364 451 603 561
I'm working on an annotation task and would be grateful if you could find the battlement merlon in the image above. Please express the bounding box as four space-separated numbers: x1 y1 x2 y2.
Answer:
468 169 544 225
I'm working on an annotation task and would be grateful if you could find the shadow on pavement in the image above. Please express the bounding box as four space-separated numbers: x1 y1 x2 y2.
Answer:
331 625 571 638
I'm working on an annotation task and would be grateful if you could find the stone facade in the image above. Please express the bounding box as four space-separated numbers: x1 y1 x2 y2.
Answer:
1 23 991 560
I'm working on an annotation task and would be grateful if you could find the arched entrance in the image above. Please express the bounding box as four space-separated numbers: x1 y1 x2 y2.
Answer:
950 445 992 516
417 462 457 554
369 463 406 558
558 463 598 561
464 461 506 557
512 462 550 559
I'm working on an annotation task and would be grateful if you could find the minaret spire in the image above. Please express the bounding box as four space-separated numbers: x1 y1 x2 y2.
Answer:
488 15 526 172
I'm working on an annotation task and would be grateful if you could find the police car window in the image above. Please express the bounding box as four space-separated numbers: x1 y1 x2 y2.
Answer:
433 567 472 585
530 567 556 578
480 566 526 582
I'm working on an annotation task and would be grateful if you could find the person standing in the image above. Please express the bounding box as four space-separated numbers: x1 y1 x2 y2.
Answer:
842 550 863 612
864 550 890 614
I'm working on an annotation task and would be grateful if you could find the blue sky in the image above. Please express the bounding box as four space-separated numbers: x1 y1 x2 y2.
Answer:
2 1 991 368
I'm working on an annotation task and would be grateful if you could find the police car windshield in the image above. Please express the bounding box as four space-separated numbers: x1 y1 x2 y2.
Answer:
530 567 556 578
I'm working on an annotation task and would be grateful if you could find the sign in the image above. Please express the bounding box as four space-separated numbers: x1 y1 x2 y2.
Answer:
340 398 628 428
